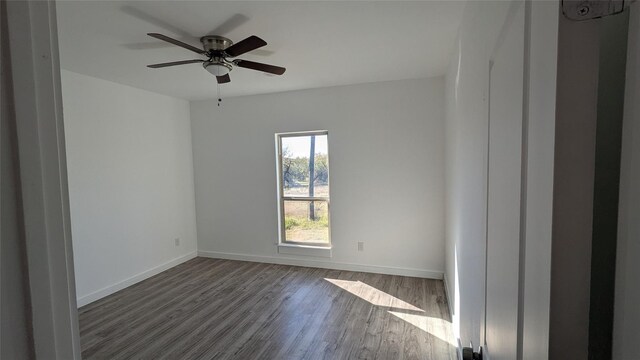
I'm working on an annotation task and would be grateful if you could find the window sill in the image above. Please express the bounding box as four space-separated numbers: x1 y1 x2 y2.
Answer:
277 243 332 258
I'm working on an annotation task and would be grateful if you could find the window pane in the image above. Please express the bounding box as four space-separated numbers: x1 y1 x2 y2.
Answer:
283 200 329 244
281 134 329 197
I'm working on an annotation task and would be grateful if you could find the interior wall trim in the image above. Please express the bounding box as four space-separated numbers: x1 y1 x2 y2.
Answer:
198 250 444 279
76 251 197 307
443 273 463 359
443 273 453 317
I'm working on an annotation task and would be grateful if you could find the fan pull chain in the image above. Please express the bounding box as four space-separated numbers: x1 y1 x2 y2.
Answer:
217 83 222 107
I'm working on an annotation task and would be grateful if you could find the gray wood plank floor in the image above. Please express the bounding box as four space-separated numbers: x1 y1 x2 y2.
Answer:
79 257 457 360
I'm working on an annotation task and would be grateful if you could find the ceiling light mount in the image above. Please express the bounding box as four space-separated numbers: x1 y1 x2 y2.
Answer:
200 35 233 53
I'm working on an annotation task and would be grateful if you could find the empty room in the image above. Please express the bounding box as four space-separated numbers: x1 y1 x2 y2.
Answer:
4 0 640 359
57 1 455 358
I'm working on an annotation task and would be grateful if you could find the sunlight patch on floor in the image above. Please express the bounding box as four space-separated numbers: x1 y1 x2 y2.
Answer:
325 277 456 347
388 311 457 347
324 278 424 312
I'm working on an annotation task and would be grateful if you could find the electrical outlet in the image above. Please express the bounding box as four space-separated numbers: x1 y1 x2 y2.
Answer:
174 238 180 247
358 242 364 251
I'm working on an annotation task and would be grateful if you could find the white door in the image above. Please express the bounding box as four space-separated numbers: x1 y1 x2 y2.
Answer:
484 1 525 359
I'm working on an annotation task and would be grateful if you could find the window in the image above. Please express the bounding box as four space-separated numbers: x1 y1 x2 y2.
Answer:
276 131 330 247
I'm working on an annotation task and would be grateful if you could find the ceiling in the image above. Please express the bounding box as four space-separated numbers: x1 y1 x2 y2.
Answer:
56 1 465 100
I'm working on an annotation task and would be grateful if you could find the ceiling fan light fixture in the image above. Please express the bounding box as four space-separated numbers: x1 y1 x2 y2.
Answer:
204 62 232 77
147 33 286 83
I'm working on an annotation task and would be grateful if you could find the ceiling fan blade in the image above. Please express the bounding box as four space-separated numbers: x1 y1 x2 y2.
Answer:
217 74 231 84
250 49 275 57
147 59 204 68
147 33 205 54
122 6 192 38
224 35 267 57
209 14 250 36
234 59 286 75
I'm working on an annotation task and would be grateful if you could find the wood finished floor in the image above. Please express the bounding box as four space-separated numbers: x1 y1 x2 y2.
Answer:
79 258 456 360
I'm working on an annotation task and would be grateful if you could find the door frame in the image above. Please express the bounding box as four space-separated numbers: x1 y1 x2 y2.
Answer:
5 1 81 358
482 2 527 357
479 1 559 359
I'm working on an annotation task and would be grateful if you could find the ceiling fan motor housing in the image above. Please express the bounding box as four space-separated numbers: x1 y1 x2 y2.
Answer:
200 35 233 53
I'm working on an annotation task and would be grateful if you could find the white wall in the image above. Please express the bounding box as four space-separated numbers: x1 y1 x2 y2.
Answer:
191 77 445 277
614 3 640 359
445 1 558 356
61 70 198 306
445 1 512 348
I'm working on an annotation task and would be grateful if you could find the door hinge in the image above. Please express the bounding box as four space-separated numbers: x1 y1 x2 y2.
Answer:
562 0 632 21
462 345 483 360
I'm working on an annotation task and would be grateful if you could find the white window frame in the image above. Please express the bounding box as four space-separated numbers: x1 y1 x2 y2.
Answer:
275 130 331 250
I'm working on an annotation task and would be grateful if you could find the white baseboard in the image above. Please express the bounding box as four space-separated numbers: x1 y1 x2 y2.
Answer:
198 250 443 279
443 272 453 318
443 273 462 360
76 251 197 307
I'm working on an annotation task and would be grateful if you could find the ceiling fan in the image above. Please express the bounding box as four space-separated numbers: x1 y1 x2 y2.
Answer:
146 33 286 84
